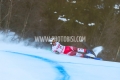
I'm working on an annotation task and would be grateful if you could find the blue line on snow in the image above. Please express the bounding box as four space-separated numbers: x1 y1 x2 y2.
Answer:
4 51 70 80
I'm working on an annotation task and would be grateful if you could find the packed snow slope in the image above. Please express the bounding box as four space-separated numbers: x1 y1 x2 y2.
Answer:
0 33 120 80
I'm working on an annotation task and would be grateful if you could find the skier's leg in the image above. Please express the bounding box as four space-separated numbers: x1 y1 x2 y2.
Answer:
76 52 84 57
77 48 87 53
67 46 82 56
69 46 87 53
69 46 88 57
67 51 76 56
64 46 72 54
69 46 77 51
64 46 78 54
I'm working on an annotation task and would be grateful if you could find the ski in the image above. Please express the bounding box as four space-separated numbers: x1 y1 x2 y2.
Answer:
84 55 102 60
93 57 102 60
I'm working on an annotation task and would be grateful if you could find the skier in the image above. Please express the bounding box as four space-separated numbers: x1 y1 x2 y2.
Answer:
48 38 96 58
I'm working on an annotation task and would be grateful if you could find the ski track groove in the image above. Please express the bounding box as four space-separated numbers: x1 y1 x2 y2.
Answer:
4 51 70 80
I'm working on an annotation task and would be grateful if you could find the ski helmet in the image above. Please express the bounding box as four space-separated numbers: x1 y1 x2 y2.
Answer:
48 37 56 44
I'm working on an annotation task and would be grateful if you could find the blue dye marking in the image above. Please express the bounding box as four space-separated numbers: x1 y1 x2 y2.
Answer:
4 51 70 80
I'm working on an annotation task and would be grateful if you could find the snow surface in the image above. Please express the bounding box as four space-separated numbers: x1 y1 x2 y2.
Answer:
0 32 120 80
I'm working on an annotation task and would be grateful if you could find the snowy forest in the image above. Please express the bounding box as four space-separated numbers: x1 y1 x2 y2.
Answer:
0 0 120 62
